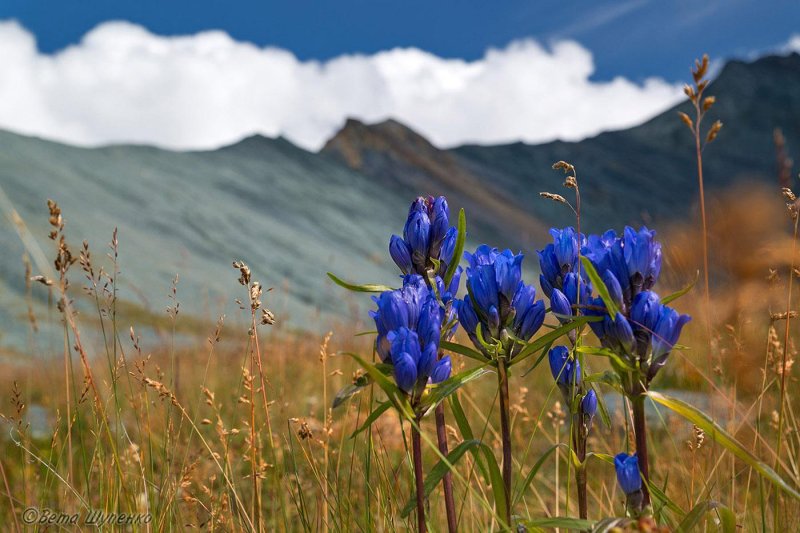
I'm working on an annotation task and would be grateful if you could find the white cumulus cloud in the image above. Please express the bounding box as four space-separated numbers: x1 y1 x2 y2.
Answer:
0 20 686 151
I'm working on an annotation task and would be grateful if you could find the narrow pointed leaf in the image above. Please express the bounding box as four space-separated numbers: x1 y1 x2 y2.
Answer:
647 390 800 500
400 439 482 518
512 315 598 364
441 340 488 363
418 365 492 416
332 366 390 408
443 208 466 286
344 352 414 419
450 394 490 482
513 443 560 505
677 500 736 533
520 517 594 530
327 272 393 293
661 271 699 305
350 401 392 438
580 256 619 317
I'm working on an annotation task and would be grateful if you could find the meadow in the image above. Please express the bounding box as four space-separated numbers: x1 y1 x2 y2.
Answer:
0 57 799 532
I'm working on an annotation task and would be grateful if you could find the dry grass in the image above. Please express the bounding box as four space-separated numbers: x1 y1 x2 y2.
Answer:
0 182 797 532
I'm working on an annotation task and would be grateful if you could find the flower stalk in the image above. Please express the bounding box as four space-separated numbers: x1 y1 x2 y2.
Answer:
412 418 427 533
631 393 651 506
434 402 457 533
497 356 513 528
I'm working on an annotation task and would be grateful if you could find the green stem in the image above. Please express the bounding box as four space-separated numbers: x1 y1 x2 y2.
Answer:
497 358 513 528
434 403 457 533
412 420 427 533
572 413 588 520
632 394 651 507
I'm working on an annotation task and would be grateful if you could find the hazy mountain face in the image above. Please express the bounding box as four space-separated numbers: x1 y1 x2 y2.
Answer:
1 53 798 349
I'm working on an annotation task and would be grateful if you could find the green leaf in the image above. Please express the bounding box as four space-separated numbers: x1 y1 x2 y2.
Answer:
591 518 634 533
647 390 800 500
331 362 394 407
418 365 492 417
677 500 736 533
661 271 699 305
344 352 414 419
440 340 488 363
479 443 508 527
648 479 685 519
400 439 481 518
513 443 560 505
580 256 618 317
443 208 467 287
576 345 635 371
449 394 490 482
332 381 369 408
520 517 594 530
585 370 624 395
350 401 392 438
585 451 614 465
512 316 599 365
327 272 393 293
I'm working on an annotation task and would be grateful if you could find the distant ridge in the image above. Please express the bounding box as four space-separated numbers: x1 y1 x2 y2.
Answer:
1 52 799 347
323 52 800 232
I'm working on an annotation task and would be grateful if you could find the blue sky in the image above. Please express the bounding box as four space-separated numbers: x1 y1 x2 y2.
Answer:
3 0 798 82
0 1 797 151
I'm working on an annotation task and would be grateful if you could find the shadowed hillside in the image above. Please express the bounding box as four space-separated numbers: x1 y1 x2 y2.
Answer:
2 52 799 349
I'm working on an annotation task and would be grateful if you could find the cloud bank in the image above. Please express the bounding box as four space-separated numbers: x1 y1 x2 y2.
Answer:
0 20 686 151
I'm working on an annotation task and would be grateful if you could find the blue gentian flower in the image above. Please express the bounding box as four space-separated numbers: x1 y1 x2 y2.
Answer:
623 226 662 292
614 453 642 495
548 346 580 386
458 246 545 358
550 288 572 320
538 227 585 298
370 275 451 394
646 304 691 381
580 224 690 384
389 235 414 275
583 230 627 289
430 356 452 384
581 389 598 419
390 196 459 278
583 226 662 305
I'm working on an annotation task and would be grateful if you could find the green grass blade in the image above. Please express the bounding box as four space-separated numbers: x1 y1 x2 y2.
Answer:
677 500 737 533
520 516 594 530
513 443 560 505
661 270 699 305
350 401 392 438
512 316 598 364
440 340 488 363
580 256 618 317
449 394 490 482
479 444 508 528
418 365 492 417
647 390 800 500
344 352 414 419
327 272 393 293
443 208 466 287
400 439 481 518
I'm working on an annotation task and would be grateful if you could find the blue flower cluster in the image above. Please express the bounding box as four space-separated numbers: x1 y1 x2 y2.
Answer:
457 246 545 359
390 196 458 278
548 346 597 429
539 226 690 386
581 227 690 384
371 275 452 394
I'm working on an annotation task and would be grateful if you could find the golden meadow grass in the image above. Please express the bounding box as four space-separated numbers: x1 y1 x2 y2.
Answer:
1 58 799 532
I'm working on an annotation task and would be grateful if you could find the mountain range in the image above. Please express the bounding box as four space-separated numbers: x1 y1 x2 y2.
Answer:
1 52 798 350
